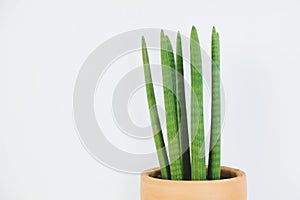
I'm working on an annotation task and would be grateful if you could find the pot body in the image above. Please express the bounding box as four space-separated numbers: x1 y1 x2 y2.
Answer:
140 166 247 200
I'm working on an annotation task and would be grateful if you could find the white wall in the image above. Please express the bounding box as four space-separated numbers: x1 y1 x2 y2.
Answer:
1 0 299 199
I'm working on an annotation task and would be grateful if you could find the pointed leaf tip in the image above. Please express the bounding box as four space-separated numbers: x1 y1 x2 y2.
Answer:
142 36 146 45
177 31 181 40
191 25 197 31
160 31 166 51
177 31 181 41
165 35 171 42
165 36 174 52
160 30 165 37
142 36 148 50
190 26 199 43
212 27 217 35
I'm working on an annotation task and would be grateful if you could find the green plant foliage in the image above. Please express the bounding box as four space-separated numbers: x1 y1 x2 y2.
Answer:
175 32 191 180
141 37 171 179
208 27 221 180
190 26 206 180
142 26 222 181
160 31 183 180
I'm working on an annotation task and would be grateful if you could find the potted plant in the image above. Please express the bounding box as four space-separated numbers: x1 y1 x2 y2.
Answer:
140 26 247 200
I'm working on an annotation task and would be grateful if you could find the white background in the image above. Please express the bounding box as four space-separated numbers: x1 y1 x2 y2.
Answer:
1 0 300 199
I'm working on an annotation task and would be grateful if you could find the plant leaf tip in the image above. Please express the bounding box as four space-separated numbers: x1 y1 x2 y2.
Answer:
191 26 198 37
190 26 199 43
142 36 146 45
142 37 148 51
212 27 217 34
160 30 165 37
212 26 220 37
177 31 182 40
165 35 171 41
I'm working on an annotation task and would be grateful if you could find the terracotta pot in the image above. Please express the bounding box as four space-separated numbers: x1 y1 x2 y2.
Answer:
140 166 247 200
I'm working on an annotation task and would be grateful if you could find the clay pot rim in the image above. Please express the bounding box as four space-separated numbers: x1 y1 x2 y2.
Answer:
142 166 246 184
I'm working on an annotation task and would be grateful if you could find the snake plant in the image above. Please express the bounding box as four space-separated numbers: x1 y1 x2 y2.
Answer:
141 26 221 181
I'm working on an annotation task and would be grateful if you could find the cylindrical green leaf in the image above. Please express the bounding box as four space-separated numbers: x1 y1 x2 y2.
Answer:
208 27 221 180
175 32 191 180
190 26 206 180
141 36 171 179
161 31 183 180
